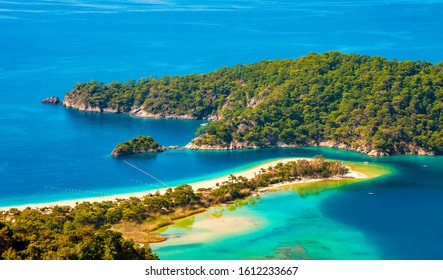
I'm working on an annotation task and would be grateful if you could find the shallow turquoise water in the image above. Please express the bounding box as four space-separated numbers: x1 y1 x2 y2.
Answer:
152 185 382 260
1 0 443 259
152 156 443 260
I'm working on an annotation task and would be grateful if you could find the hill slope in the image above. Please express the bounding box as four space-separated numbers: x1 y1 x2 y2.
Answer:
63 52 443 155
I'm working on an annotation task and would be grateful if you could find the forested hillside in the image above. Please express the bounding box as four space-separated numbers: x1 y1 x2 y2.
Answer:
63 52 443 155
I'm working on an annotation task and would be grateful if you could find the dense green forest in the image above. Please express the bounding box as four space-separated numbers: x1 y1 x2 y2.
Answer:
0 157 347 259
64 52 443 155
0 208 158 260
111 136 165 156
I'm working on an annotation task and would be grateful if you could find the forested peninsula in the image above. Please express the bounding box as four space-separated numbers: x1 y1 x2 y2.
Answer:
0 157 348 260
63 52 443 156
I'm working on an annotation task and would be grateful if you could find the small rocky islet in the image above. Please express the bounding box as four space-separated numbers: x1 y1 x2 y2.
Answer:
110 136 166 157
41 96 62 105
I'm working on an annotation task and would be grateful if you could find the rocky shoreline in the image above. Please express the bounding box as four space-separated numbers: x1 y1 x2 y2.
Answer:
59 96 435 157
63 98 204 120
184 139 434 156
110 145 166 156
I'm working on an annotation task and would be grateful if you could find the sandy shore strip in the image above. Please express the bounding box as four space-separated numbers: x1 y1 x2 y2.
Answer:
0 158 367 211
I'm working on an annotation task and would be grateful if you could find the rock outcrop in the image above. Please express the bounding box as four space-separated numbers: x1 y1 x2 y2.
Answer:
41 96 61 105
128 107 198 119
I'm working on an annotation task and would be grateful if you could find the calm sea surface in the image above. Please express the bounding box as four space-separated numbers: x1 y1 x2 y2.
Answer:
1 0 443 259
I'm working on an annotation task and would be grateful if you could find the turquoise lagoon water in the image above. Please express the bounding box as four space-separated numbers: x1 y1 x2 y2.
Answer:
152 156 443 260
151 177 385 260
1 0 443 259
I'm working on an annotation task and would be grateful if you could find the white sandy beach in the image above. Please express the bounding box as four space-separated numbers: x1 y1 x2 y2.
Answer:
0 158 367 211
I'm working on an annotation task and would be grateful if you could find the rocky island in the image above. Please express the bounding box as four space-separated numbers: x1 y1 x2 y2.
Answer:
111 136 166 156
41 96 61 105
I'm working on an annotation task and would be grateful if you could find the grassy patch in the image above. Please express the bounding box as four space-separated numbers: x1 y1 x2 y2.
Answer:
345 162 394 179
112 207 206 244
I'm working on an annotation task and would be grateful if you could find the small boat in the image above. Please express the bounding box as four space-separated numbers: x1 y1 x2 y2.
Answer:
200 122 208 126
368 192 374 195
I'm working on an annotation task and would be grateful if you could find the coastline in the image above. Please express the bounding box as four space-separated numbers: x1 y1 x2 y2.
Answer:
0 157 367 211
58 103 437 157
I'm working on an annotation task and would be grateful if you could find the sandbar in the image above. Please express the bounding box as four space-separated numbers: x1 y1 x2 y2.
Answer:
0 157 367 211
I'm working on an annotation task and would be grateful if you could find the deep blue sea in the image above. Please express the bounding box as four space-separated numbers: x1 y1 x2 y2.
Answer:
1 0 443 259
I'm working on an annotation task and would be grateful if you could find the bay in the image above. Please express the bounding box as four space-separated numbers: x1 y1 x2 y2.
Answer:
0 0 443 259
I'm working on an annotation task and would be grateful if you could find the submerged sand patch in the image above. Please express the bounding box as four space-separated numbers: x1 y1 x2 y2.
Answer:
152 214 266 246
